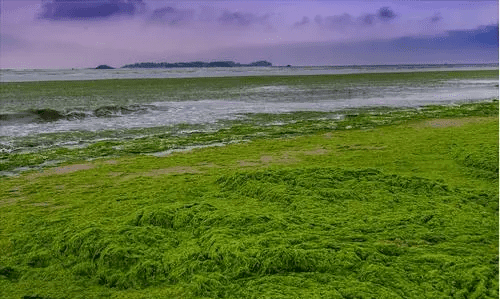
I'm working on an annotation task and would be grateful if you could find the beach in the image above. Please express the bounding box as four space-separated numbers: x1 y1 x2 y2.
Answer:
0 68 498 298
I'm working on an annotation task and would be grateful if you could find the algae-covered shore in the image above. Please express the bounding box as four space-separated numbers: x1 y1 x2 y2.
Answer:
0 71 498 298
1 70 498 175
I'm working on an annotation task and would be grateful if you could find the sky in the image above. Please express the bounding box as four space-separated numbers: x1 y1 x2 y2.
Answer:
0 0 498 69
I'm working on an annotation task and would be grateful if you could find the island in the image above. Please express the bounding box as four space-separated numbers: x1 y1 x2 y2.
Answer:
95 65 115 69
121 60 272 68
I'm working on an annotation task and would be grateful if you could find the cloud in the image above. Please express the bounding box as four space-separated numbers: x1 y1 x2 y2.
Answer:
446 24 498 47
323 13 355 30
391 24 498 50
293 16 310 28
314 7 397 30
377 7 397 22
430 13 443 23
39 0 146 21
314 13 353 28
0 34 32 52
148 6 195 26
217 10 270 27
359 14 376 26
314 15 323 26
197 24 499 66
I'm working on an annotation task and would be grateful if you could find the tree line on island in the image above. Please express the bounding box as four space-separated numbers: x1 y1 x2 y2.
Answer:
96 60 272 69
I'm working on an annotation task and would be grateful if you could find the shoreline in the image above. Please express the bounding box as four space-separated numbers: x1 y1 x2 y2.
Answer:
0 70 498 176
1 98 498 176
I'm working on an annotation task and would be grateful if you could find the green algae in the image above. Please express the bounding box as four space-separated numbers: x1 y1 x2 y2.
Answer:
0 101 498 298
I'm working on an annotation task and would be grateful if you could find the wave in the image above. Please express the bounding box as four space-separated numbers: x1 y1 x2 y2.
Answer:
0 104 155 125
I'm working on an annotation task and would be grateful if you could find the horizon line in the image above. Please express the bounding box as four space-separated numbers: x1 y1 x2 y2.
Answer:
1 62 498 71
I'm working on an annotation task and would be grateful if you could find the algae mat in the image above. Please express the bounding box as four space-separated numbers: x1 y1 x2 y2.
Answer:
0 108 498 298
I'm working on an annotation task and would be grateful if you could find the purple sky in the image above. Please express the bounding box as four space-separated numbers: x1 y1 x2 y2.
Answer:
1 0 498 69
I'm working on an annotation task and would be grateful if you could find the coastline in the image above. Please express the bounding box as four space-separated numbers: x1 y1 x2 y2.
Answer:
0 69 498 175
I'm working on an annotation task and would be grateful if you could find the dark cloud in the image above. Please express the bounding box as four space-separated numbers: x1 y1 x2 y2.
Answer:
359 14 376 26
377 7 397 21
393 24 498 50
203 24 498 66
314 13 354 30
39 0 145 21
323 13 354 29
313 7 397 30
430 12 442 23
446 24 498 47
148 7 194 25
217 10 270 27
293 16 310 27
314 15 323 26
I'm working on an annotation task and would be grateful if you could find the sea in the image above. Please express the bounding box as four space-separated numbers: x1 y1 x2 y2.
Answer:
0 64 498 154
1 64 498 82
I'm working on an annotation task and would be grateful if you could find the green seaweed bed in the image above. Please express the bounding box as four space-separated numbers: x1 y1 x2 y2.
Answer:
0 79 498 298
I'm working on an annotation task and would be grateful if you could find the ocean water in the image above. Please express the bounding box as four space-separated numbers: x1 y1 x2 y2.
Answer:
0 64 498 153
1 64 497 83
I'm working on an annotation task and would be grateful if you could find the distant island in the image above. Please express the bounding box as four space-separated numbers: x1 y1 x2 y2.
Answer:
95 65 115 69
121 60 272 69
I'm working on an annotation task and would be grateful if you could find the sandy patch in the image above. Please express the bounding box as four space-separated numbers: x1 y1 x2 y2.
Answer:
237 154 298 167
25 202 69 210
303 148 328 155
197 162 220 168
261 155 298 164
412 116 497 128
52 164 94 174
260 155 274 163
107 172 123 177
28 164 95 178
123 166 202 178
338 144 386 151
105 160 118 165
378 239 410 247
324 132 333 139
238 160 260 167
